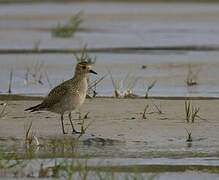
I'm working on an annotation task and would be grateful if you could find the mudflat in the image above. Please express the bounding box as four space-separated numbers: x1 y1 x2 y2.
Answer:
1 97 219 157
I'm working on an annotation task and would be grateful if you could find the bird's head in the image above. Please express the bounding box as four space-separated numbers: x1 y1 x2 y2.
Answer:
75 61 97 77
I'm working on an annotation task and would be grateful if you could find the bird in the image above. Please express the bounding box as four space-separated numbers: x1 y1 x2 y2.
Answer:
25 61 97 134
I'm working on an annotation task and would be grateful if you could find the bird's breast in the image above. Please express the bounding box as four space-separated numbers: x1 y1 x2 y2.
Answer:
71 79 88 104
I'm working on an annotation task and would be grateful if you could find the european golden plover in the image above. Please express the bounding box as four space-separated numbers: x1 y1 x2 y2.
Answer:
25 61 97 134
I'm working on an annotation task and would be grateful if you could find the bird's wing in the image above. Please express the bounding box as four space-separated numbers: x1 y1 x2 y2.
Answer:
40 80 71 108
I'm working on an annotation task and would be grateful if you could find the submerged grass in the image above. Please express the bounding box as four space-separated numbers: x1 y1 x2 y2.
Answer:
1 135 219 178
1 157 218 179
37 159 161 179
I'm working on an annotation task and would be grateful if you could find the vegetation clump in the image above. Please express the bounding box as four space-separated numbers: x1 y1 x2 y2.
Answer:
51 12 83 38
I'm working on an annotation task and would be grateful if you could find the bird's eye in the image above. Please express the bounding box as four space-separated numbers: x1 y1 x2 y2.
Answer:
82 66 86 69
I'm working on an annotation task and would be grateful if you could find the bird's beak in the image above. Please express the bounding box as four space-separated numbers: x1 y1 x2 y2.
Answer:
89 69 98 75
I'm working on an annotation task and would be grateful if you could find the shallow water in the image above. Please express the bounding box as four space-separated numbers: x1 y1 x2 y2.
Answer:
0 137 219 179
1 51 219 97
1 2 219 97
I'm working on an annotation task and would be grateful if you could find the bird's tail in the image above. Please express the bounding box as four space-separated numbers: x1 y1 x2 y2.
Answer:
25 104 41 112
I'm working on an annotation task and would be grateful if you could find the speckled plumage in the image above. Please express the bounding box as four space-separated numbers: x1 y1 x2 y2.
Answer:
25 61 97 134
37 75 87 114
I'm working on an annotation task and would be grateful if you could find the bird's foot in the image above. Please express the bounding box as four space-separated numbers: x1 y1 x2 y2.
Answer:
72 129 80 134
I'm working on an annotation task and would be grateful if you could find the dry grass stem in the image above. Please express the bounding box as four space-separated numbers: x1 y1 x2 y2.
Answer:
186 64 201 86
83 112 89 119
151 100 163 114
89 75 106 89
44 71 53 88
74 45 96 64
145 100 164 115
109 70 139 98
75 112 92 135
185 100 191 123
24 61 55 89
8 68 13 94
108 70 121 98
123 73 139 98
185 100 202 123
80 119 92 136
88 75 107 97
24 67 29 86
24 61 47 86
191 106 200 123
142 104 149 119
145 80 156 98
24 121 39 146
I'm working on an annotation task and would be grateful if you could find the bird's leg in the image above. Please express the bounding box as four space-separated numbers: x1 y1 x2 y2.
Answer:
61 114 67 134
68 112 80 134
